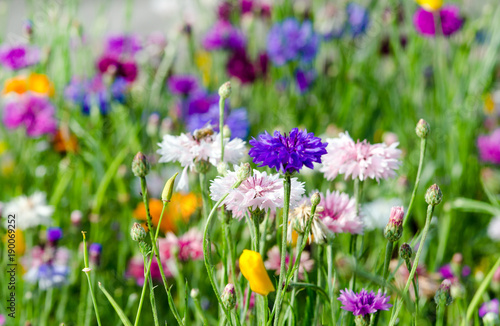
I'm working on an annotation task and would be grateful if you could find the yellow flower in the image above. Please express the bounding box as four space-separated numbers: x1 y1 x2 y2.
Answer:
3 229 26 256
195 50 212 86
484 93 495 115
3 76 28 95
239 249 275 296
28 73 55 96
417 0 443 11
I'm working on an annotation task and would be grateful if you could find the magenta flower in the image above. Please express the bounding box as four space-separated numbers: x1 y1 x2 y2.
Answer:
96 55 138 82
249 128 328 174
478 128 500 164
203 20 246 51
479 299 499 318
104 34 142 57
3 95 57 137
316 190 363 234
264 245 314 280
159 228 204 262
0 43 40 70
338 288 392 316
126 255 172 286
320 132 401 182
226 49 257 84
168 75 200 96
413 5 462 37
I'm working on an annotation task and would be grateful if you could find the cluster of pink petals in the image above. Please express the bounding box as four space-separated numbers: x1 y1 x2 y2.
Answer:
210 165 305 218
3 95 57 137
264 245 314 280
126 255 172 286
316 190 364 234
320 132 401 182
157 131 246 191
159 228 204 262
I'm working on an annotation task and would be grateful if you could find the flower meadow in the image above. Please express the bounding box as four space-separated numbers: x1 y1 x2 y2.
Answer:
2 0 500 325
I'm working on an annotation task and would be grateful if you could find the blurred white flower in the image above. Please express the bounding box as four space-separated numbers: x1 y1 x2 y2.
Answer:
3 192 54 230
487 216 500 241
362 198 403 231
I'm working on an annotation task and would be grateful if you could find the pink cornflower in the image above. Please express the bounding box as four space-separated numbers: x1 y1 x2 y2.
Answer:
316 190 364 234
320 132 401 182
157 128 246 191
159 228 204 262
210 165 305 218
264 245 314 280
125 255 172 286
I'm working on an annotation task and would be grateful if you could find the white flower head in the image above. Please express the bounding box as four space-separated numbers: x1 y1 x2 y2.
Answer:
487 216 500 241
362 197 403 231
3 192 54 230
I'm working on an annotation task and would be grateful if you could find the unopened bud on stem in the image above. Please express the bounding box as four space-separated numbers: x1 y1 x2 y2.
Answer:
425 184 443 206
416 119 430 139
132 152 150 178
218 81 232 100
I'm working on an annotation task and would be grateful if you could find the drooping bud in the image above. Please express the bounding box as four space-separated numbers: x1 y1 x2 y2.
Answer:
221 283 236 309
384 206 404 242
132 152 150 178
399 243 412 261
131 223 147 242
434 279 453 307
415 119 430 139
425 184 443 206
234 163 251 188
218 81 232 100
311 192 321 207
161 172 178 202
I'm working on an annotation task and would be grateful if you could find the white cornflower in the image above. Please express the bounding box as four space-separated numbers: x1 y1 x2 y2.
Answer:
3 192 54 230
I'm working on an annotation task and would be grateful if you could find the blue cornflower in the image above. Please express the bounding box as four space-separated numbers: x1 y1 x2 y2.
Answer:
249 128 327 174
266 18 320 66
346 3 370 37
187 106 249 140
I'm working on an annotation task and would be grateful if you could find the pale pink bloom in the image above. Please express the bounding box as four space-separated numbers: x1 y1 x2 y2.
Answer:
320 132 401 182
159 228 204 261
157 130 246 191
264 245 314 280
125 255 173 286
317 190 364 234
210 165 305 218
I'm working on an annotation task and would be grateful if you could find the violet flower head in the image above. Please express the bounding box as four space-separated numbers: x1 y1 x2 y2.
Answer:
266 18 320 66
0 43 40 70
295 68 316 93
203 21 246 51
249 128 328 174
168 75 200 96
479 299 499 318
226 49 257 84
413 5 463 37
3 95 57 137
187 106 250 139
104 34 142 57
346 2 370 37
47 227 63 243
338 288 392 316
477 128 500 164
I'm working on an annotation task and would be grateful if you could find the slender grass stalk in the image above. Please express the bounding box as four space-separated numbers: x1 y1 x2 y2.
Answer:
403 138 427 227
219 94 225 162
327 243 335 324
81 232 102 326
98 282 133 326
146 257 160 326
436 304 445 326
388 204 435 326
350 178 362 292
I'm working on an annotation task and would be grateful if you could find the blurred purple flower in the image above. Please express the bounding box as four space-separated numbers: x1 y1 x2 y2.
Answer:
346 3 370 37
3 95 57 137
47 227 63 243
168 75 200 96
413 5 463 37
96 55 138 82
104 34 142 57
203 21 246 51
295 68 316 93
187 106 249 139
267 18 320 66
0 43 40 70
478 128 500 164
226 49 256 84
479 299 499 318
185 92 220 115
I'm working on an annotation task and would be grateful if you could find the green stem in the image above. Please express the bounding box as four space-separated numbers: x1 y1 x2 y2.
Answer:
81 232 102 326
382 241 394 287
200 173 211 219
403 138 427 227
273 174 292 326
219 96 225 161
327 244 335 324
350 178 362 292
436 305 445 326
389 205 435 326
134 255 153 326
147 257 160 326
287 234 304 326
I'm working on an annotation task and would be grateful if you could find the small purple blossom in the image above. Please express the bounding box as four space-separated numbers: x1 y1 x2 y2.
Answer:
226 49 257 84
249 128 328 174
477 128 500 164
168 75 200 96
3 95 57 137
47 227 63 243
295 68 316 93
96 55 138 82
338 288 392 316
203 20 246 51
266 18 320 66
479 299 499 318
104 34 142 57
0 43 40 70
346 3 370 37
439 264 471 280
413 5 463 37
187 106 250 139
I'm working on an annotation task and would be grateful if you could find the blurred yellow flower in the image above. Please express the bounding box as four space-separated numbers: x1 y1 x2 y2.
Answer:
239 249 275 296
3 76 28 95
195 50 212 86
484 93 495 115
3 229 26 256
2 73 54 96
133 192 200 234
417 0 443 11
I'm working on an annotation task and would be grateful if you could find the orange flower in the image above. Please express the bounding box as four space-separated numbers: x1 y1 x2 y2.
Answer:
239 249 275 296
53 128 78 153
133 193 200 234
28 73 54 96
3 76 28 95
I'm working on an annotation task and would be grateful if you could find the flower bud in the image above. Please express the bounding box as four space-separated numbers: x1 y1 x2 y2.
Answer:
161 172 178 202
416 119 430 139
218 81 232 100
217 162 228 176
483 312 500 326
384 206 404 242
311 192 321 207
221 283 236 309
223 125 231 139
190 288 200 299
425 184 443 206
434 279 453 307
399 243 412 261
131 223 147 242
235 163 251 187
194 159 211 174
132 152 150 178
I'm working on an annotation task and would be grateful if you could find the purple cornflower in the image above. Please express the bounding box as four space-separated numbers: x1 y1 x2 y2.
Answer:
346 3 370 37
168 75 200 96
226 49 257 84
266 18 320 66
203 20 246 51
295 68 316 93
96 55 138 82
0 43 40 70
439 264 471 280
185 92 220 116
104 34 142 57
338 288 392 316
478 128 500 164
479 299 499 318
187 106 250 139
413 5 463 37
249 128 328 174
47 227 63 243
3 95 57 137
